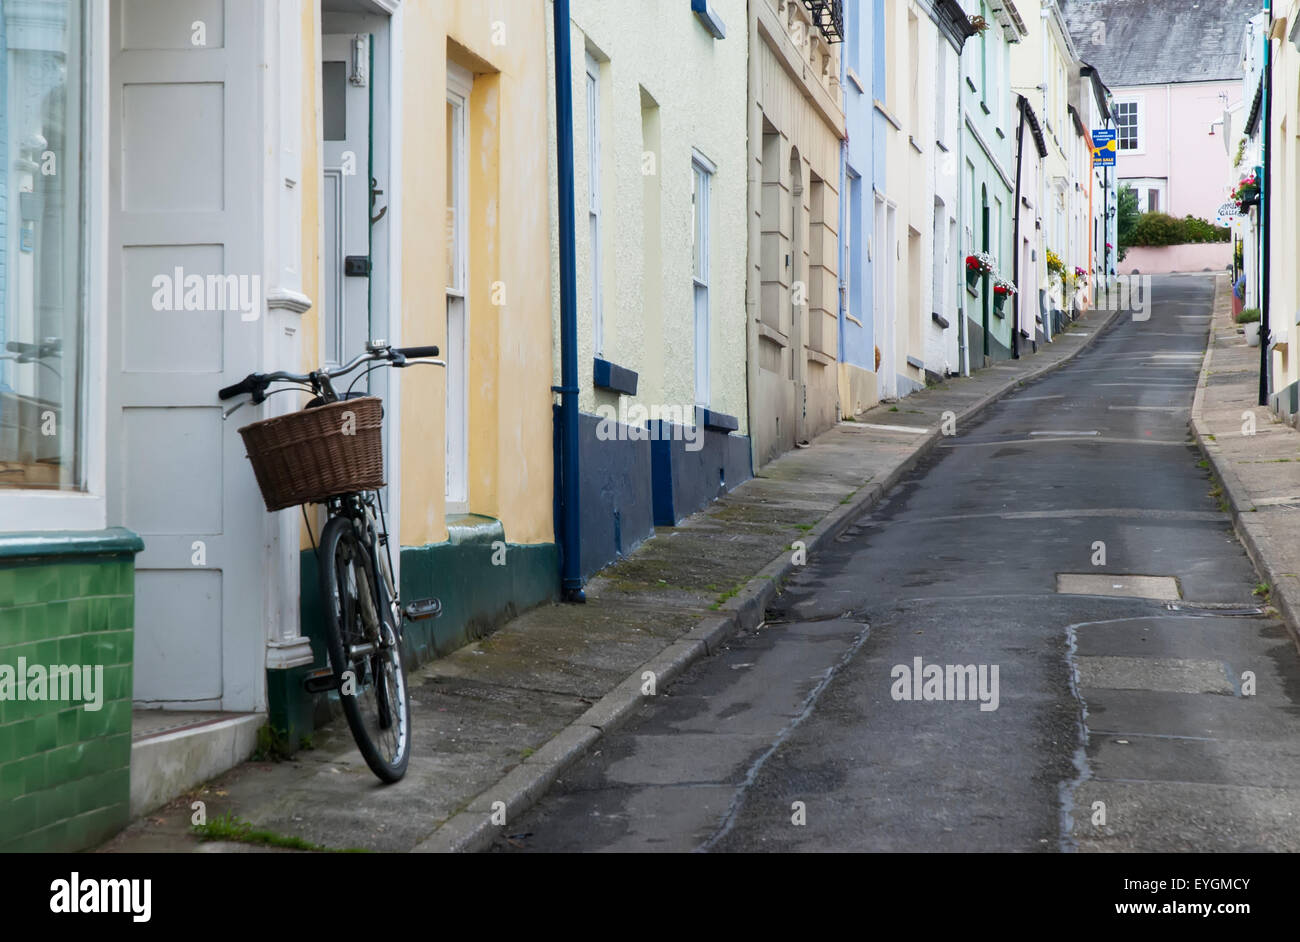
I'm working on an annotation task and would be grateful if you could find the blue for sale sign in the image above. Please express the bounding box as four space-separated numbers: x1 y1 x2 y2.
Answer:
1091 129 1117 167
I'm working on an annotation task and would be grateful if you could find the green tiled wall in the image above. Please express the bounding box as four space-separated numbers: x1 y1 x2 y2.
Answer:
0 536 140 852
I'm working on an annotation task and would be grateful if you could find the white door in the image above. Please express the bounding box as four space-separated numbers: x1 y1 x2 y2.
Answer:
873 200 897 399
322 34 372 374
108 0 264 711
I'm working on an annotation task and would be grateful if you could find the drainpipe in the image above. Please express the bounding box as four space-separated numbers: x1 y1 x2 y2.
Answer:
1012 96 1027 359
552 0 585 602
957 39 970 376
1260 0 1273 408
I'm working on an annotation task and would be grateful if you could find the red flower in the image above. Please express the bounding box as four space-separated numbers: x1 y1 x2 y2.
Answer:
994 285 1010 296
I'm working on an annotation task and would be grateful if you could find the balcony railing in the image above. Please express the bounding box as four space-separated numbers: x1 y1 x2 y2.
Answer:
800 0 844 43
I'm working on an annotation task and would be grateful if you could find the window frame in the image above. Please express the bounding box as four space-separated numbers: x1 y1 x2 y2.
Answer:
585 50 604 359
0 0 106 530
1113 97 1145 155
691 149 715 408
1123 176 1167 215
444 62 471 514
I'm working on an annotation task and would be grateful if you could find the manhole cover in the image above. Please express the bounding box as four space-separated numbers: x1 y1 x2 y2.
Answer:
1074 656 1233 695
1056 573 1180 600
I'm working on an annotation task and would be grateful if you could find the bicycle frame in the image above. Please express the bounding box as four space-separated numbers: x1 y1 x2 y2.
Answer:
325 491 402 653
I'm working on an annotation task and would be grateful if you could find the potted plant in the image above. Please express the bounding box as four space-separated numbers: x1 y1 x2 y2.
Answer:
992 276 1016 316
966 252 996 289
1239 307 1261 346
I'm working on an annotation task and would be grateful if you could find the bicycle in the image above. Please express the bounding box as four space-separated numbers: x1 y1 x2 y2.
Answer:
218 340 445 783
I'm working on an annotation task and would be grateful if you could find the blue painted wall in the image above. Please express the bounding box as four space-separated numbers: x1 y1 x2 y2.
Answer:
839 0 877 375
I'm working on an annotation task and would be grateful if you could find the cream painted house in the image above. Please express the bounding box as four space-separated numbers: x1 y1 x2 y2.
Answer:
1010 0 1083 337
747 0 845 464
1263 4 1300 421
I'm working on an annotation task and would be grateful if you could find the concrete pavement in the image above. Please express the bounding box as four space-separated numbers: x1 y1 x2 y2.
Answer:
1192 274 1300 648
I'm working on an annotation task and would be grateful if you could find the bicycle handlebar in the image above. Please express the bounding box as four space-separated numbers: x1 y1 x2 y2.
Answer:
393 345 439 359
218 373 266 401
218 343 442 404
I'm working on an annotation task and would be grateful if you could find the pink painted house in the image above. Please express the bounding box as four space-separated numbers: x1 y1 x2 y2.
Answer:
1064 0 1258 240
1106 80 1242 223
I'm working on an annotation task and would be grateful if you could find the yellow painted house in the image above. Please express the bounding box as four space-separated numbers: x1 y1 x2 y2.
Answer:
288 0 563 771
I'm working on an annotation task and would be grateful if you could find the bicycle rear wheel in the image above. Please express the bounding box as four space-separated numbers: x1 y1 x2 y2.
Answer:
318 513 411 783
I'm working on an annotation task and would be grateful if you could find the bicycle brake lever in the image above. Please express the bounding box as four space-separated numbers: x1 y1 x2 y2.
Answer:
222 399 249 421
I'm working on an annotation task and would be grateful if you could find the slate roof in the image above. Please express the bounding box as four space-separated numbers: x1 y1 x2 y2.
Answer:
1059 0 1260 87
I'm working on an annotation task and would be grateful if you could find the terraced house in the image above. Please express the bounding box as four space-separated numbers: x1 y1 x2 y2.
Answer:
1011 0 1085 337
0 0 561 850
746 0 845 463
877 1 976 395
958 0 1023 366
546 0 751 578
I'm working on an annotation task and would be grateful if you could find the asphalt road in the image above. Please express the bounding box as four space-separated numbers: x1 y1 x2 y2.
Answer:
495 274 1300 852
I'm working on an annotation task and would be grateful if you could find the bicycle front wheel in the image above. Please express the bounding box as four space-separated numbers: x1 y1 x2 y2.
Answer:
318 513 411 783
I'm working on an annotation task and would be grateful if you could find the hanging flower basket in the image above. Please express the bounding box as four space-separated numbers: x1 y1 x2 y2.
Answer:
966 252 995 288
992 277 1016 316
1232 174 1260 209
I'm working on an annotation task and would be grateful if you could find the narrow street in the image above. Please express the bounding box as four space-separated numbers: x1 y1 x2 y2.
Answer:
497 275 1300 853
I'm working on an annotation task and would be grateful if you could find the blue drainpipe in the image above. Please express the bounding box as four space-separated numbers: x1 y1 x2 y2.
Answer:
552 0 586 602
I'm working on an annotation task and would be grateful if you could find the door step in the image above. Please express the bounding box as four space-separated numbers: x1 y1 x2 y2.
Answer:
130 710 262 818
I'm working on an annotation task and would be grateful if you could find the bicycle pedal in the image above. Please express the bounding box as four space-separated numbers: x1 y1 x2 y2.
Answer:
404 597 442 621
302 668 340 693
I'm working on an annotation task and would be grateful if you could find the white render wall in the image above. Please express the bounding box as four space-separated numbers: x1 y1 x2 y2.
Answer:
545 0 749 433
928 29 962 378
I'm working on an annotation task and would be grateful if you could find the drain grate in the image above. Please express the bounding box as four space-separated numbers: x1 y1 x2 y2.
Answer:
1057 573 1181 600
1166 601 1267 617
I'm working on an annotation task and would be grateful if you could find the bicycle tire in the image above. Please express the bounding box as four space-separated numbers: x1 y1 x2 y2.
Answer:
318 513 411 783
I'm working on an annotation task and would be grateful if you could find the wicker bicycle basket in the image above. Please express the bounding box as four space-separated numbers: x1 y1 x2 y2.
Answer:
237 396 385 511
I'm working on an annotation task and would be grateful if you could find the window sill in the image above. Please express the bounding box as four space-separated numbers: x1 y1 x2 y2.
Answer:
593 357 639 396
691 0 727 39
873 99 903 131
0 491 108 533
